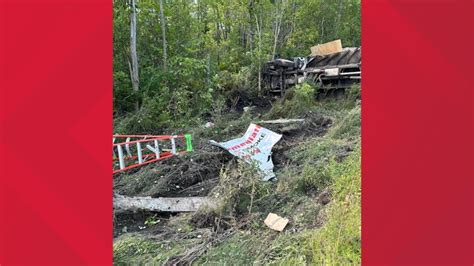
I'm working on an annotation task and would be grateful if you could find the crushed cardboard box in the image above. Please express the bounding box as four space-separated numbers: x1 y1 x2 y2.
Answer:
264 213 289 232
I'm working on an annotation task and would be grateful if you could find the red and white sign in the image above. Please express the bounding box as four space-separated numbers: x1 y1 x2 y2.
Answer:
210 124 282 181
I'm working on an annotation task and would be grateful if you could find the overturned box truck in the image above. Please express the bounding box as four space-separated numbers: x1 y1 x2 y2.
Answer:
262 40 361 99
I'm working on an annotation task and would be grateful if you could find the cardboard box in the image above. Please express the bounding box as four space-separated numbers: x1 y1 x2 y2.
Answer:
264 213 289 232
310 39 343 56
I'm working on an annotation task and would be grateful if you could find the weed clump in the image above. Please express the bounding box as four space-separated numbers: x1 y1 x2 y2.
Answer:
329 105 361 140
190 161 274 228
114 235 186 265
267 83 316 118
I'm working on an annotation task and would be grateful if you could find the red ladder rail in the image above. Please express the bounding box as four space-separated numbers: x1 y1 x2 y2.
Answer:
112 134 192 174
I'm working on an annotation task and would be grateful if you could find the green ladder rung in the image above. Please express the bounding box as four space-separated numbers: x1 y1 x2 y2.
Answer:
184 134 193 152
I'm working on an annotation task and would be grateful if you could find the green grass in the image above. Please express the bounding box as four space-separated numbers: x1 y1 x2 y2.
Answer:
113 235 187 265
329 105 361 140
309 146 361 264
196 233 262 265
266 83 316 119
285 137 350 194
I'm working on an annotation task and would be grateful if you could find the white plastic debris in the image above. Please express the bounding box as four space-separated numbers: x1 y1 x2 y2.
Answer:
204 122 215 128
210 123 282 181
243 106 254 113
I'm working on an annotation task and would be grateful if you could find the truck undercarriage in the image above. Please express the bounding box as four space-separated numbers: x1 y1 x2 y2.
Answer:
262 47 361 98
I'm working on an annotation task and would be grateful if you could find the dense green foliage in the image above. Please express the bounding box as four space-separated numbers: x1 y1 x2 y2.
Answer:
114 0 360 130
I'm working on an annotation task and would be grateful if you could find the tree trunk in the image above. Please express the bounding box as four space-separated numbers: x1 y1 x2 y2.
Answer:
159 0 175 117
129 0 139 111
255 14 262 95
272 15 281 60
206 53 211 88
272 0 286 60
159 0 167 72
335 0 344 37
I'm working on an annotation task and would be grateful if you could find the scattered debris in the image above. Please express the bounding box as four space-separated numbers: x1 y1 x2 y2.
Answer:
264 213 289 232
210 123 282 181
243 106 254 113
114 194 215 212
204 122 215 128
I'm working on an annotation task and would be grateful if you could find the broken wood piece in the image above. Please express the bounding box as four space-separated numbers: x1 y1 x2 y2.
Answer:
264 213 289 232
259 119 305 124
113 194 214 212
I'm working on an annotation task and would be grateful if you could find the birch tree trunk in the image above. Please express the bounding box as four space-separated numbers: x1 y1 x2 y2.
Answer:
129 0 139 110
272 13 281 60
159 0 167 72
255 14 262 95
335 0 344 37
272 0 286 60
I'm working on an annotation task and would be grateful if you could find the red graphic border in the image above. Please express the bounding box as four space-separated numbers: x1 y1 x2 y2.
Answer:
1 0 473 264
1 0 112 264
362 0 473 264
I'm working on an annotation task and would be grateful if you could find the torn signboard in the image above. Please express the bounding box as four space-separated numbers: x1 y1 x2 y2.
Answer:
210 124 282 181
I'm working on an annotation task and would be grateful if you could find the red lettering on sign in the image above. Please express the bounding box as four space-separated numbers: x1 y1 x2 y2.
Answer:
228 125 262 150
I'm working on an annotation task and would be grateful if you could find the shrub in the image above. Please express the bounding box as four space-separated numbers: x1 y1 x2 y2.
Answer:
113 96 173 135
267 82 316 119
329 105 361 140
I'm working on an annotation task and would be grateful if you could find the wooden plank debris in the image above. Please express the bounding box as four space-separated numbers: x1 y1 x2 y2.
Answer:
310 39 343 56
259 119 305 124
113 194 214 212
